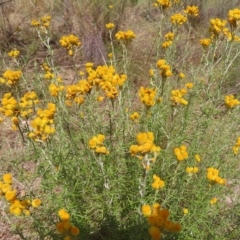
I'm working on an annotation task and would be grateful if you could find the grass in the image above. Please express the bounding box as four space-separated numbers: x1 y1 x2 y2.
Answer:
0 0 240 239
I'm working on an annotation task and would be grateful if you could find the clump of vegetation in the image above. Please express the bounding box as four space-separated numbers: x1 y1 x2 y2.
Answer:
0 0 240 239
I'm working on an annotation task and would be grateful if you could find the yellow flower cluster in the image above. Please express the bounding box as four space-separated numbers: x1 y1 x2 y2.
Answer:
129 132 161 157
19 91 39 118
0 69 22 86
142 203 181 240
115 30 136 41
65 80 91 106
228 8 240 29
232 137 240 154
49 83 64 97
171 13 187 26
56 209 80 239
0 93 19 117
209 18 227 39
179 72 185 79
130 112 140 122
183 208 188 214
152 174 165 189
185 82 193 89
156 59 172 78
138 87 157 107
223 28 240 42
200 38 212 48
194 154 201 162
86 64 127 100
154 0 171 10
186 167 199 174
162 32 174 48
8 49 20 58
106 22 115 30
174 145 188 161
40 62 56 79
31 15 51 29
88 134 109 155
29 103 56 141
225 95 240 108
171 88 188 106
207 167 226 185
210 197 218 204
184 5 199 17
0 173 41 216
59 34 81 56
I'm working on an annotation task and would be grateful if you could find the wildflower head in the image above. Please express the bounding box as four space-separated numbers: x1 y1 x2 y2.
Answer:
130 112 140 122
58 208 71 222
8 49 20 58
184 5 199 17
32 199 42 208
151 174 165 189
210 197 218 204
171 13 187 26
228 8 240 30
59 34 81 56
174 145 188 161
183 208 188 215
115 30 136 42
3 173 12 184
106 23 115 30
139 87 157 107
142 204 152 217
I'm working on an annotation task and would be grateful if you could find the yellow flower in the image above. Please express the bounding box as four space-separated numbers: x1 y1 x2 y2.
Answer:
156 59 172 78
130 112 140 122
32 199 42 208
156 0 171 10
194 154 201 162
8 49 20 58
56 222 65 234
5 190 16 201
142 205 152 217
31 19 40 27
97 96 105 102
162 41 172 48
186 167 199 174
184 5 199 17
149 226 161 240
225 95 240 108
171 13 187 26
209 18 227 38
2 183 12 193
200 38 211 48
106 23 115 30
149 69 154 77
164 32 174 41
185 82 193 89
228 8 240 29
58 208 71 222
183 208 188 214
174 145 188 161
152 174 165 189
70 226 80 236
115 30 136 41
139 87 157 107
177 73 184 80
210 197 218 204
233 146 239 155
2 69 22 86
3 173 12 184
